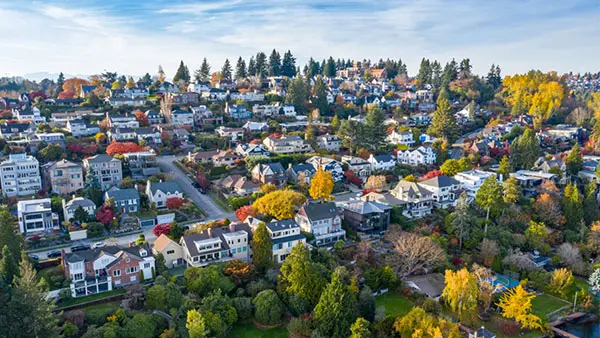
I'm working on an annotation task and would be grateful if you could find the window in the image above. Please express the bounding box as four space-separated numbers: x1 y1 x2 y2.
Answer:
144 263 150 269
113 270 121 277
242 246 246 252
72 273 83 281
166 250 175 255
126 266 138 274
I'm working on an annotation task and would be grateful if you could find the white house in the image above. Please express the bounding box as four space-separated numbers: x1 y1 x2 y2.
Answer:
187 82 211 94
418 175 462 209
295 202 346 247
454 170 499 201
216 126 245 142
263 220 306 263
62 197 96 221
145 181 183 208
18 198 59 235
397 146 436 166
386 130 415 147
390 180 433 219
316 134 341 152
368 154 396 171
0 153 42 197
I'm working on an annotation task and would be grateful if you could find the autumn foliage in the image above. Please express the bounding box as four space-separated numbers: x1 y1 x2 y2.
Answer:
96 204 115 225
421 169 442 180
166 197 184 210
253 190 306 220
58 91 75 99
344 170 362 186
235 205 257 222
68 143 98 155
152 223 171 237
106 141 144 156
62 78 90 97
223 260 255 285
134 110 149 127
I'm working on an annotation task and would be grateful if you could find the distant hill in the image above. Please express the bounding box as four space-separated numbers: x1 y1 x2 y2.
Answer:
21 72 88 82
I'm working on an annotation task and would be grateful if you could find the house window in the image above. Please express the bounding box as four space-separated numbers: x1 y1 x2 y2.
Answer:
167 250 175 255
126 266 138 274
144 263 150 269
72 273 83 281
113 270 121 277
242 246 246 252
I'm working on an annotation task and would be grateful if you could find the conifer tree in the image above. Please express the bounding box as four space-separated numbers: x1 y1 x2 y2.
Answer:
364 106 387 150
285 76 308 113
173 60 190 83
427 89 460 143
268 49 281 76
509 128 540 170
221 59 232 81
565 143 583 176
234 57 247 79
195 58 211 82
311 76 329 115
251 223 272 272
281 50 297 77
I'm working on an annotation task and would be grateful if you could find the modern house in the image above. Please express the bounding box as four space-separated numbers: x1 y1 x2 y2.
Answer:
66 119 101 137
180 223 252 267
83 154 123 191
122 151 160 179
145 181 183 208
152 234 184 268
339 199 391 232
17 198 59 235
295 202 346 247
454 170 499 200
105 188 141 213
226 104 253 119
265 220 306 263
511 170 558 197
134 127 162 145
0 153 42 197
216 126 245 142
42 159 84 195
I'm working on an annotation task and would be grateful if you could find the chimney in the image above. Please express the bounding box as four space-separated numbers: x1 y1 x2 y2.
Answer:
207 227 212 238
229 223 236 232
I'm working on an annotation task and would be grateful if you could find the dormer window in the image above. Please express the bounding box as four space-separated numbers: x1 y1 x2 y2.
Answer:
139 249 147 257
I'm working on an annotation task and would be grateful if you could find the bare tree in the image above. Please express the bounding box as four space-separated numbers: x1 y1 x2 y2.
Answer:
502 249 539 272
479 239 499 267
557 243 587 275
385 231 445 277
566 107 592 126
472 264 502 311
160 96 173 123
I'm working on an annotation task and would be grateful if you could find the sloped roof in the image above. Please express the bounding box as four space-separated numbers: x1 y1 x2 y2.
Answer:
419 175 460 188
341 200 391 214
298 202 338 221
149 181 181 195
106 188 140 201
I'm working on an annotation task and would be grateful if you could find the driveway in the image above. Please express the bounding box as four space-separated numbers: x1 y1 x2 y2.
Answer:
156 155 234 221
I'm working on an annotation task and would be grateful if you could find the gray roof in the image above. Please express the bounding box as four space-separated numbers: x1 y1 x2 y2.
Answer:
149 181 181 195
299 202 338 221
45 159 81 170
65 244 150 264
105 188 140 201
405 273 445 298
266 219 300 232
419 175 460 188
342 200 391 215
473 327 496 338
135 127 159 135
272 233 305 245
65 197 96 210
181 223 252 257
290 164 316 175
373 154 394 163
85 154 119 164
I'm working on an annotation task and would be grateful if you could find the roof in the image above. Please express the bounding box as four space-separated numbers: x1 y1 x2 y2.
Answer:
153 234 178 253
290 164 316 175
373 154 394 163
135 127 159 135
272 233 305 245
342 200 391 215
106 188 140 201
392 180 432 199
266 219 300 232
64 244 150 264
405 273 445 298
65 197 96 210
149 181 181 195
85 154 119 164
298 202 338 221
472 327 496 338
181 223 252 257
419 175 460 188
45 159 81 170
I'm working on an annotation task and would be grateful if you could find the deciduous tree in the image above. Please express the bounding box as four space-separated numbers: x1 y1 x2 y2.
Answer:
386 231 445 277
253 190 306 220
235 205 257 222
442 268 479 315
166 197 184 210
309 167 334 201
549 268 574 297
497 284 543 330
475 176 504 233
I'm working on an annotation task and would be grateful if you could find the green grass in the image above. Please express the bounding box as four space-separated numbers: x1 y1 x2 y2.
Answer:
81 301 121 313
37 266 65 291
227 322 288 338
58 289 127 308
375 292 414 317
169 265 186 277
531 293 570 319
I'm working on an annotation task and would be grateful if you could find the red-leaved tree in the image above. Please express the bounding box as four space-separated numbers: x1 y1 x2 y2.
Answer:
134 110 149 127
96 204 115 225
58 91 75 99
166 197 184 210
106 141 144 156
344 170 363 186
196 171 211 189
152 223 171 237
421 169 442 180
235 205 257 222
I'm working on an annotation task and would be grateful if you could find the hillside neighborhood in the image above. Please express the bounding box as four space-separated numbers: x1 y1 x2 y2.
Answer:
2 52 600 338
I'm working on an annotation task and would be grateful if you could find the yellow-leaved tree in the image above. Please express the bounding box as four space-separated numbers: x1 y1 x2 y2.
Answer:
442 268 479 316
253 190 306 220
497 284 543 330
364 175 387 191
393 307 461 338
549 268 574 297
309 167 334 201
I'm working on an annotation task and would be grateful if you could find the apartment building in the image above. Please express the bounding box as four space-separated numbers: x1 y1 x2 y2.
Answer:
83 154 123 191
0 153 42 197
43 159 84 195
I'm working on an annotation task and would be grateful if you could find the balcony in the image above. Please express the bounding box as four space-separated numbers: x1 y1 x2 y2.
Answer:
71 275 112 297
314 229 346 247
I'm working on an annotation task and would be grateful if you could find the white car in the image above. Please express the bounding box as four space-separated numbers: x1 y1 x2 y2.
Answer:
92 241 105 249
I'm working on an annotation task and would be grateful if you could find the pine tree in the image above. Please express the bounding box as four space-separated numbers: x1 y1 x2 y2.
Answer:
487 64 502 89
396 59 407 76
251 223 272 272
255 52 267 78
285 76 308 113
451 192 471 250
431 60 442 88
323 57 336 78
0 208 22 262
195 58 211 82
235 57 247 79
584 181 600 226
281 50 296 77
509 128 540 170
268 49 281 76
442 59 458 87
427 90 460 143
247 56 256 77
221 59 232 81
313 268 358 338
563 183 585 242
416 58 432 86
173 60 190 83
55 72 65 96
311 76 329 115
364 106 387 150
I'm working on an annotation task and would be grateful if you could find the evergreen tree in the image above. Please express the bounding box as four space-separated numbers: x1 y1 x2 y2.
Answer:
503 177 522 205
475 176 504 234
285 76 308 113
431 60 442 88
313 268 358 338
221 59 232 81
396 59 407 76
357 286 376 322
0 245 19 285
247 56 256 77
55 72 65 96
427 90 460 143
255 52 268 78
279 243 326 306
451 192 472 249
268 49 281 76
141 73 152 83
305 58 320 78
311 76 329 115
330 114 340 132
281 50 297 77
195 58 211 82
416 58 432 86
251 223 272 272
338 119 364 153
0 208 21 263
584 181 600 226
442 59 458 87
323 57 337 78
235 57 247 79
364 106 387 151
487 64 502 89
509 128 540 170
565 143 583 176
563 183 585 242
459 58 472 77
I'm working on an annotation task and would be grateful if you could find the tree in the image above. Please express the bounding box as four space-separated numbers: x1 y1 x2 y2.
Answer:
73 206 89 223
155 253 168 277
498 156 511 180
0 208 22 260
337 119 364 153
268 49 281 76
40 144 63 161
96 203 115 225
173 60 190 84
357 286 376 322
524 221 548 251
311 76 329 115
584 182 600 226
563 183 584 241
534 193 564 228
475 176 504 233
106 141 144 156
166 197 184 210
279 242 327 306
590 268 600 294
350 317 372 338
134 110 149 127
364 106 387 150
549 268 574 297
186 309 208 338
221 59 232 81
565 143 583 176
393 307 460 338
145 284 166 310
253 190 306 220
152 223 171 237
440 159 462 176
386 231 445 277
330 114 340 132
509 128 540 170
427 91 460 143
309 167 334 201
0 245 19 285
364 175 386 191
497 284 543 330
195 58 211 82
503 177 522 204
285 76 308 113
234 57 247 79
450 192 471 250
254 52 268 77
281 50 297 77
442 268 479 315
480 239 499 267
125 76 136 89
417 58 432 86
251 223 272 273
314 268 358 338
235 205 257 222
253 289 285 325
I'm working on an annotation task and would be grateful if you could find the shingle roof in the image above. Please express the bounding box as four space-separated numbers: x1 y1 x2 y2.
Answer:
149 181 181 195
342 200 391 214
299 202 338 221
181 223 252 257
106 188 139 201
85 154 119 164
65 197 96 210
419 175 460 188
266 219 300 232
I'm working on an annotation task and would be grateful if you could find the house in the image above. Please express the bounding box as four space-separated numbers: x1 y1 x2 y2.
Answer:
533 157 566 173
405 273 445 299
31 132 66 150
296 202 345 247
157 81 179 94
105 188 140 213
216 126 245 142
306 156 344 182
386 130 415 147
144 110 164 125
180 223 252 266
83 154 123 191
454 170 499 200
230 90 265 102
201 88 228 101
243 121 268 133
214 175 259 196
191 106 223 128
122 151 160 179
108 127 136 141
13 106 46 124
418 175 462 209
17 198 59 235
511 170 558 197
106 97 147 107
282 104 296 116
187 82 211 94
316 133 341 152
226 104 253 119
0 121 34 139
390 180 433 219
235 143 271 157
341 155 372 179
370 68 388 80
526 250 551 268
252 103 282 117
134 127 162 145
66 119 100 137
368 154 396 172
171 110 194 128
397 146 436 166
251 162 287 185
339 199 391 232
419 133 437 144
263 135 313 154
0 153 42 197
265 219 306 263
189 150 238 167
110 88 149 99
166 92 199 105
62 244 155 297
467 141 490 156
42 159 84 195
469 327 496 338
107 113 139 129
152 234 184 268
146 181 183 208
62 197 96 222
287 164 316 184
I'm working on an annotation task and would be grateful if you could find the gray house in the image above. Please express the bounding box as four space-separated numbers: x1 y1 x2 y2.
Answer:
105 188 140 213
340 199 391 232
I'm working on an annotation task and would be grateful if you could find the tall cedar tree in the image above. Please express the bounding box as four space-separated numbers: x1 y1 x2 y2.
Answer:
247 56 256 77
251 223 273 272
475 176 504 234
196 58 211 82
313 268 358 338
279 243 327 306
311 76 330 115
427 90 460 143
509 128 540 170
268 49 281 76
281 50 297 77
235 57 247 79
221 59 232 81
565 143 583 176
0 208 22 262
337 119 364 153
0 245 19 285
323 57 336 78
563 183 585 242
173 60 190 83
416 58 432 86
285 76 308 113
364 106 387 150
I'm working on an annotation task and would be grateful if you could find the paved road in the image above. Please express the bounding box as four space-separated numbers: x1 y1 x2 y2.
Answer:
156 155 234 221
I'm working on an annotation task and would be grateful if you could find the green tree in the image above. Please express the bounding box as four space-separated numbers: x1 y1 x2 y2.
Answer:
165 283 183 310
253 289 285 325
154 253 168 276
0 245 19 285
337 119 364 153
563 183 585 242
268 49 281 76
451 192 472 250
195 58 211 82
186 309 208 338
313 268 358 338
427 90 460 143
509 128 540 170
475 176 504 234
281 50 297 77
311 76 329 115
350 317 372 338
323 57 337 78
584 181 600 226
565 143 583 176
173 60 190 83
330 114 340 132
417 58 432 86
279 243 327 306
40 144 63 161
251 223 273 273
498 156 511 180
254 52 268 78
73 206 89 223
364 106 387 151
124 313 158 338
503 177 522 204
234 57 247 79
285 76 308 113
440 159 462 176
146 284 166 310
198 291 237 336
221 59 232 81
357 286 376 322
0 208 22 264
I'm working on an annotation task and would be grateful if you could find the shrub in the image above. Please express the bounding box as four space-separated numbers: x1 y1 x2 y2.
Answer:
246 279 271 297
86 308 114 326
232 297 253 320
253 289 285 325
288 317 313 337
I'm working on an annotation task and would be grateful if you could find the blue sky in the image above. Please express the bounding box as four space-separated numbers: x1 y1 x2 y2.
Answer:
1 0 599 79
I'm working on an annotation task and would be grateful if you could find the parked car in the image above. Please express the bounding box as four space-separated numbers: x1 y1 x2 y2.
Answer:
28 254 39 261
92 241 105 249
47 250 62 258
199 188 207 194
192 181 200 189
70 245 90 252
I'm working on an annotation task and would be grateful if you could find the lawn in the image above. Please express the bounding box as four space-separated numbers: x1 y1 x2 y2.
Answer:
37 266 66 291
375 292 414 317
227 322 288 338
57 289 127 308
531 293 570 319
81 301 121 313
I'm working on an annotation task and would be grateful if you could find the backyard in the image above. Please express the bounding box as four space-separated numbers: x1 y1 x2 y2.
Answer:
531 293 571 320
227 322 288 338
375 292 414 317
57 288 127 308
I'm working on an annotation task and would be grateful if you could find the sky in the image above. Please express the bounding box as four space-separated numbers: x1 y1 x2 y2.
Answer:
1 0 599 80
